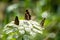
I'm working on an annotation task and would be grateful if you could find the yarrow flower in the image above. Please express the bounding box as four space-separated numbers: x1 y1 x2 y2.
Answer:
2 10 46 40
2 20 44 40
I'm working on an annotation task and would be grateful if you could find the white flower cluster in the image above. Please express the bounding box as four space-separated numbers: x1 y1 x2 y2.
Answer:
3 20 44 40
7 4 18 12
42 11 48 18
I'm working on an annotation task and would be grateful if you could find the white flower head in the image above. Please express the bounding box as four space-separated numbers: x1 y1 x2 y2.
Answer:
19 30 25 34
48 33 56 38
30 31 36 37
6 29 13 34
42 11 48 18
7 4 18 12
25 27 31 32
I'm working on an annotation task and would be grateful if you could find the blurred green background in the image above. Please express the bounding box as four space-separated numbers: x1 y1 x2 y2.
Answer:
0 0 60 40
